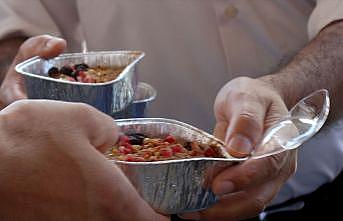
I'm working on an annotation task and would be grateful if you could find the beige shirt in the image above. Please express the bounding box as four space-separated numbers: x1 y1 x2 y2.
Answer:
1 0 343 206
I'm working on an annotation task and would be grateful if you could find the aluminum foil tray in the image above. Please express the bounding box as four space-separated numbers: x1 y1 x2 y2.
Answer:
111 118 242 214
15 51 145 115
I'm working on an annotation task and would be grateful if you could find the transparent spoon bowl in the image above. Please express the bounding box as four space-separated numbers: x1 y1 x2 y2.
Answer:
252 89 330 159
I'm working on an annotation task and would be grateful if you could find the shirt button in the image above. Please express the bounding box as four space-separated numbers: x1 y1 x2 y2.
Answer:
224 4 238 18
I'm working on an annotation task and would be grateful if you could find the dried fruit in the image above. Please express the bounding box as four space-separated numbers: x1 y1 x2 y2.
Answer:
164 135 176 143
74 63 89 71
128 133 146 145
108 133 222 162
60 66 73 76
48 67 60 78
46 63 124 83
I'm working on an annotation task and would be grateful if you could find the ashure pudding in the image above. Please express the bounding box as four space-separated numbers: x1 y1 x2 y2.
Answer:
48 63 125 83
108 133 224 162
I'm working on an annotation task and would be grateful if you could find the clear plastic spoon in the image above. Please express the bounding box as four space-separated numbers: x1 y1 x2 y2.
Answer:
251 89 330 159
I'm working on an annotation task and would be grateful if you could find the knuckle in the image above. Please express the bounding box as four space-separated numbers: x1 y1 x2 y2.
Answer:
230 90 254 103
72 103 95 118
237 112 260 125
9 100 36 118
0 100 36 132
231 76 253 85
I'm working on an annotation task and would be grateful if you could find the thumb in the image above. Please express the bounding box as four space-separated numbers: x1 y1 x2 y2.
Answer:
224 100 266 158
14 34 66 62
0 35 66 107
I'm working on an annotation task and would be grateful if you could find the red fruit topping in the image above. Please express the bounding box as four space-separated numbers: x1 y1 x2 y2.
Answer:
78 71 86 78
171 144 184 153
204 148 216 157
126 155 145 162
118 144 133 154
109 133 222 162
159 148 173 157
119 135 130 144
164 135 176 143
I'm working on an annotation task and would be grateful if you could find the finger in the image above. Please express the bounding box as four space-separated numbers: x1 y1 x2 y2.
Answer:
76 104 119 152
224 96 267 157
4 100 119 153
179 174 288 221
53 101 120 153
212 151 295 195
14 34 66 62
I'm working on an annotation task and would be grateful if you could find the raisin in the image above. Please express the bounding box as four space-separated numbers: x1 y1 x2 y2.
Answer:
48 67 60 78
184 142 192 150
127 133 146 145
60 66 73 76
74 63 89 71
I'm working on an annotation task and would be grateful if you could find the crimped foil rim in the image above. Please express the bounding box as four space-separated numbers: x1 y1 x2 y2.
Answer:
15 50 145 86
112 118 247 165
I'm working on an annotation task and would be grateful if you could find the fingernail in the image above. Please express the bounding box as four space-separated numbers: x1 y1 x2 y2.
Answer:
213 181 235 195
45 38 63 49
227 134 253 158
45 39 56 49
178 212 200 220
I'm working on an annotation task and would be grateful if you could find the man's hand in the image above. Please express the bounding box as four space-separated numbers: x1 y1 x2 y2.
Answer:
0 100 168 221
0 35 66 108
180 77 296 220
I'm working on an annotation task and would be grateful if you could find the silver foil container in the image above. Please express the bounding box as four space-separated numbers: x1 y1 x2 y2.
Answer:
112 118 243 214
15 51 145 115
114 82 157 118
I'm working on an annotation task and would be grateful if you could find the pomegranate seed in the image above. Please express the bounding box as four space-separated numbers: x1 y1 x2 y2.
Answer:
164 135 176 143
119 135 130 144
126 155 144 162
171 144 184 153
79 71 86 77
118 145 133 154
204 148 216 157
123 143 134 150
159 148 173 157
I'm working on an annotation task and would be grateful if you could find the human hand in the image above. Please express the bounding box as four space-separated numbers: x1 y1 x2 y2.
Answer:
0 100 169 221
0 35 66 108
180 77 296 220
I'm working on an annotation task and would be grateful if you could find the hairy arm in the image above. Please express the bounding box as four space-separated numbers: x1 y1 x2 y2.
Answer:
262 20 343 118
0 37 26 83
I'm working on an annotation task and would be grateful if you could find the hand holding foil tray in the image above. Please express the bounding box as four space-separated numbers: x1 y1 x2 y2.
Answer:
111 89 329 214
